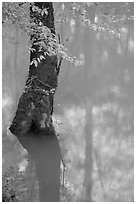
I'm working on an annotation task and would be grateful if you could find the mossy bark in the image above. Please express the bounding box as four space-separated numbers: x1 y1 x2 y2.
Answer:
9 2 61 201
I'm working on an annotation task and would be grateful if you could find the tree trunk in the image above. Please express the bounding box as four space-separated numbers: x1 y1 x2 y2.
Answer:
83 100 93 201
9 2 61 202
14 27 18 108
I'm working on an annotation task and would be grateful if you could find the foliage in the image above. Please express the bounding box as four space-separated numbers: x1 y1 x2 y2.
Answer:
2 166 27 202
56 2 133 33
2 2 73 65
2 2 133 67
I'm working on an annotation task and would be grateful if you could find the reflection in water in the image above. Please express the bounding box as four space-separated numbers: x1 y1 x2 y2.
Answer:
17 130 61 202
54 105 86 200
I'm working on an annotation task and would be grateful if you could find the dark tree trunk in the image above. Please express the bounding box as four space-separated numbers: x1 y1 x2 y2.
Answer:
9 2 61 202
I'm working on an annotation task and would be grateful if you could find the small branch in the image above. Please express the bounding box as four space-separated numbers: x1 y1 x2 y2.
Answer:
56 56 63 76
18 2 27 6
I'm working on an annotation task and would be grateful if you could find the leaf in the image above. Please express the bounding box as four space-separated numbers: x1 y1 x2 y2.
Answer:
44 51 48 56
30 47 36 52
41 8 48 16
37 58 40 63
32 5 41 13
40 55 45 60
41 10 44 16
33 59 38 67
30 61 34 65
44 8 48 15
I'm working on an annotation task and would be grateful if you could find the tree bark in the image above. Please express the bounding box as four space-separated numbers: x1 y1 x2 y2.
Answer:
9 2 61 202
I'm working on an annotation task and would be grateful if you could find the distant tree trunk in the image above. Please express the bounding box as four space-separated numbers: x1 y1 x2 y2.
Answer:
83 101 93 201
83 20 94 201
9 2 61 202
14 27 18 107
11 26 18 113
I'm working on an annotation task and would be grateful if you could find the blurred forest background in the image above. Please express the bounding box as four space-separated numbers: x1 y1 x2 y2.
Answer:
2 2 134 202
